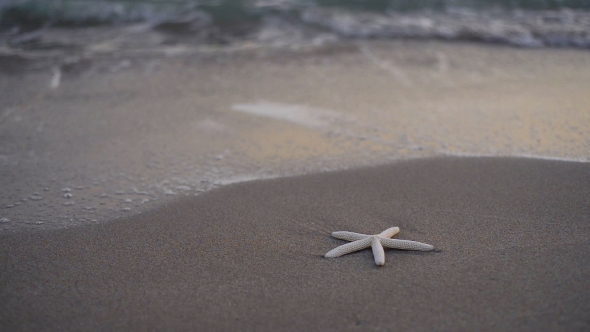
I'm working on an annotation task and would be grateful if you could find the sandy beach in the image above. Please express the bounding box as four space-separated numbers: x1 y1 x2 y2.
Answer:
1 157 589 330
1 40 590 231
1 13 590 329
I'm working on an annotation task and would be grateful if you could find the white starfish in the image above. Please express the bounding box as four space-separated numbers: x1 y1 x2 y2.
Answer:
325 227 433 266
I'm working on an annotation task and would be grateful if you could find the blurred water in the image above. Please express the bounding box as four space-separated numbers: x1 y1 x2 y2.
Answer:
1 0 590 47
2 0 589 26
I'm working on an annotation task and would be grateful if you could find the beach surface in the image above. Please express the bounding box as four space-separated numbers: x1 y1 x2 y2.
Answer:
1 157 589 331
1 40 590 231
1 30 590 330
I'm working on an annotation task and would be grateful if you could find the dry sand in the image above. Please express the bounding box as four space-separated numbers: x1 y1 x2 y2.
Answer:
1 157 589 331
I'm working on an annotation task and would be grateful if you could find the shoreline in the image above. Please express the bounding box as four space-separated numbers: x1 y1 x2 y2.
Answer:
1 39 590 232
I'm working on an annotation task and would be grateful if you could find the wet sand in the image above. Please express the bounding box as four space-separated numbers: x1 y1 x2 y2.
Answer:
1 157 589 331
2 40 590 231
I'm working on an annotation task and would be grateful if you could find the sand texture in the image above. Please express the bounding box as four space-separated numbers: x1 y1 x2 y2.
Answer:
1 157 589 331
2 40 590 231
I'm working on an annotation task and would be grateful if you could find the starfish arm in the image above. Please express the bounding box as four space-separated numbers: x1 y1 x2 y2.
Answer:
331 231 370 241
325 236 373 258
371 237 385 266
378 227 400 239
379 238 434 251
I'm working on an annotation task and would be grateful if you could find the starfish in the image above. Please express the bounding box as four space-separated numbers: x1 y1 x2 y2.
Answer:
325 227 433 266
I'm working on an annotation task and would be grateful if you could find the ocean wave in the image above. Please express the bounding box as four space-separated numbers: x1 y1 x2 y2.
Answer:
1 0 589 49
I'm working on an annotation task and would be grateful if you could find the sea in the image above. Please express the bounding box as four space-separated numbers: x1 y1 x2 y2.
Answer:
1 0 590 48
